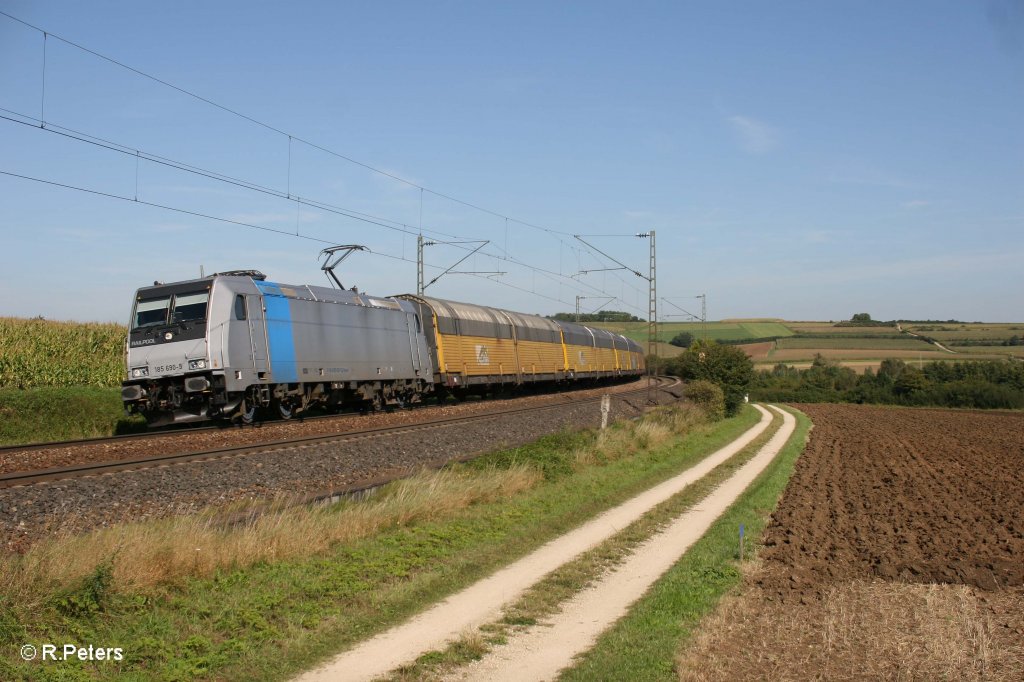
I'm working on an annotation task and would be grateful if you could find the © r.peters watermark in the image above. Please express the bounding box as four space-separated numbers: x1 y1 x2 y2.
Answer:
20 643 124 662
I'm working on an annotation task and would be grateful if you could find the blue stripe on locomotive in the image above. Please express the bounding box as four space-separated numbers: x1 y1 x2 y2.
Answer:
255 281 299 383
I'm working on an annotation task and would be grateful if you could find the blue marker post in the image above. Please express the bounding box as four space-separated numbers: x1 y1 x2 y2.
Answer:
739 523 745 562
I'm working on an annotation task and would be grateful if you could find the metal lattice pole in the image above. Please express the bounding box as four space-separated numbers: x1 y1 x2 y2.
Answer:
416 234 424 296
699 293 707 341
647 230 657 400
648 230 657 360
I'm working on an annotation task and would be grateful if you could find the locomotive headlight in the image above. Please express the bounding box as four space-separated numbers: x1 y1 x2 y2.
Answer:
188 359 207 370
131 367 149 378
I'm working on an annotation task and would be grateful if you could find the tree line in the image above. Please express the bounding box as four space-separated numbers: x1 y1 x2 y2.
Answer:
656 338 1024 417
749 356 1024 409
549 311 642 323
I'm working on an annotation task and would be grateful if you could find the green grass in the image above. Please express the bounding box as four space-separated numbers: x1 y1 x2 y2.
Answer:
775 337 934 350
786 323 900 335
951 345 1024 356
0 386 145 445
0 317 126 389
560 407 811 681
594 321 795 344
904 323 1024 342
0 406 761 681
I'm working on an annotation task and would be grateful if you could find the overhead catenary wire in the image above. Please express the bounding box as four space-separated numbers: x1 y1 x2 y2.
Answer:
0 9 652 314
0 167 321 246
0 108 450 242
0 8 653 287
0 167 589 306
0 9 575 239
0 105 647 313
0 98 647 307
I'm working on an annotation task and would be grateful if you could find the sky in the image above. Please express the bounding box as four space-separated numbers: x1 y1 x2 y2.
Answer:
1 0 1022 323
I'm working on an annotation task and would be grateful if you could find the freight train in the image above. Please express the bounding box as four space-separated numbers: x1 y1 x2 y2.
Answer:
121 270 646 425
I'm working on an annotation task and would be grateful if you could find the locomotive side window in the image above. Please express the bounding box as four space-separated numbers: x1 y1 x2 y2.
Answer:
171 291 209 324
234 294 247 321
133 296 170 329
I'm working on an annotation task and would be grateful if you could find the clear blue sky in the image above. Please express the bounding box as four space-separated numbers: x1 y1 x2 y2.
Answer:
1 1 1022 323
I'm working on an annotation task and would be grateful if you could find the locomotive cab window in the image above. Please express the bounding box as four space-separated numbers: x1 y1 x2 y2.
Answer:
234 294 247 321
133 296 171 329
171 291 209 325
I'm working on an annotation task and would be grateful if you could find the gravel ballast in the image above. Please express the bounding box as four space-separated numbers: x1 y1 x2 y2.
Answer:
0 379 652 475
1 382 681 551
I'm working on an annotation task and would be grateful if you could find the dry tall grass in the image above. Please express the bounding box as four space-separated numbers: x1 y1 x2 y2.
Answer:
574 404 705 468
0 465 540 607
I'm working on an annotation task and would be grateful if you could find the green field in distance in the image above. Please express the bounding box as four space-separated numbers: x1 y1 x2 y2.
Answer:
593 320 795 344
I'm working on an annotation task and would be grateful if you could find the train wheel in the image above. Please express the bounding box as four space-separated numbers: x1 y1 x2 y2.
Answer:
240 399 257 425
276 400 294 420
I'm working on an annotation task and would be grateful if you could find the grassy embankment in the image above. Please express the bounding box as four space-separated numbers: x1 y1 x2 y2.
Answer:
0 403 761 680
0 317 143 444
0 387 145 444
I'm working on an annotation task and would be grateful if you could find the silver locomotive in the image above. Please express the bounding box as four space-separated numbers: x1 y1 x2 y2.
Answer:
121 270 644 425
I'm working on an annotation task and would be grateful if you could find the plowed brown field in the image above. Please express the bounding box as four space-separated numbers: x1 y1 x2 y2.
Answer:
761 404 1024 594
678 404 1024 681
735 341 772 360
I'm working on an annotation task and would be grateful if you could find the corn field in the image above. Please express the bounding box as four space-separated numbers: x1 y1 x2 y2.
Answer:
0 317 126 388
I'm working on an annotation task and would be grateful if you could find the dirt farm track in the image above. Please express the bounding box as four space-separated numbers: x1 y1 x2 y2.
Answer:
679 404 1024 681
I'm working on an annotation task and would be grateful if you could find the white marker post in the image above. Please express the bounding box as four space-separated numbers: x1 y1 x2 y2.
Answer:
600 394 611 429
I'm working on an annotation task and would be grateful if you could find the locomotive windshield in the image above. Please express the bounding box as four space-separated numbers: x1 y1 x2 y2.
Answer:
133 296 171 329
172 292 209 324
131 291 209 330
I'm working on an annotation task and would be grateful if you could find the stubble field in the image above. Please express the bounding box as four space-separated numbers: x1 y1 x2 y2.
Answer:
678 404 1024 680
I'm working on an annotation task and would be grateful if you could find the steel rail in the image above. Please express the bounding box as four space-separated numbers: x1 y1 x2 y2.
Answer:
0 411 360 454
0 378 679 489
0 378 646 454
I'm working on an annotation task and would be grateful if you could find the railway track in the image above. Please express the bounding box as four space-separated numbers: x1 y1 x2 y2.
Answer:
0 402 405 455
0 420 240 455
0 378 654 455
1 377 680 490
